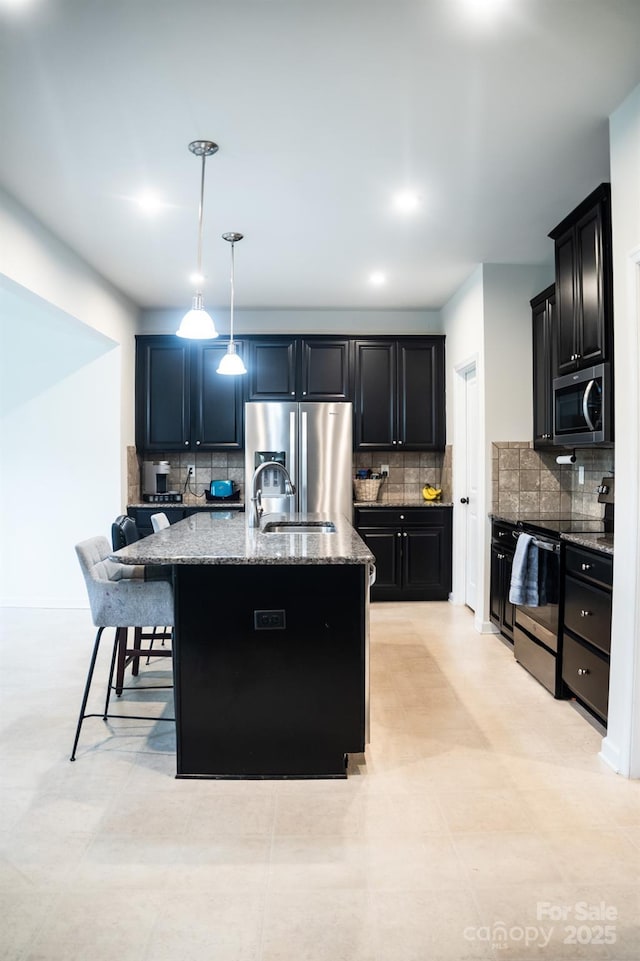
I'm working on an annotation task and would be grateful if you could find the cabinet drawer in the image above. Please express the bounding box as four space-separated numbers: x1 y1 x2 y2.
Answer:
514 626 558 696
563 576 612 654
562 635 609 722
355 507 446 528
492 520 516 548
565 545 613 588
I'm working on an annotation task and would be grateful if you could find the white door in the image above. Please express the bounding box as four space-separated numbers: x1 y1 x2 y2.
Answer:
463 365 478 610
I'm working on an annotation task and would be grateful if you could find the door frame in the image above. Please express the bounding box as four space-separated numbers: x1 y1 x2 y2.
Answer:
451 354 482 613
601 243 640 777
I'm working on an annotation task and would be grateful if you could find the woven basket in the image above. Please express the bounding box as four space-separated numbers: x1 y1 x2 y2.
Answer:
353 477 384 501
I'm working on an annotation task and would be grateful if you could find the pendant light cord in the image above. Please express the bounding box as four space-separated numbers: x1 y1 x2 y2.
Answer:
196 153 206 288
229 241 236 345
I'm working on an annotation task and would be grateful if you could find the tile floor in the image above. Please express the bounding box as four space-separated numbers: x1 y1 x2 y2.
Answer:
1 602 638 961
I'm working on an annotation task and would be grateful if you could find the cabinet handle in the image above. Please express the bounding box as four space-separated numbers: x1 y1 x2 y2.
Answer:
400 514 405 520
392 440 397 445
403 531 407 537
396 532 402 538
577 667 590 676
184 441 190 446
581 563 592 571
291 391 295 396
498 531 505 538
497 553 505 560
195 440 201 446
398 440 403 445
302 391 307 395
579 609 593 617
460 497 469 504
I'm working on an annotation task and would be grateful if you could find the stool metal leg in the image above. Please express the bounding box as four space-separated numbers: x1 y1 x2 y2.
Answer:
70 625 106 762
103 627 122 719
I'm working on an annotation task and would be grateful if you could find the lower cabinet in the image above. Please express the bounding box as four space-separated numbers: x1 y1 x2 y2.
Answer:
561 543 612 724
489 520 516 642
127 505 244 538
354 507 452 601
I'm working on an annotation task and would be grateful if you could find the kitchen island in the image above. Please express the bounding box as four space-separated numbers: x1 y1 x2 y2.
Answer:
113 511 374 779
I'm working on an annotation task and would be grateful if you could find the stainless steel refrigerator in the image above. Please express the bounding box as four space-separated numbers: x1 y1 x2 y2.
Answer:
244 401 353 521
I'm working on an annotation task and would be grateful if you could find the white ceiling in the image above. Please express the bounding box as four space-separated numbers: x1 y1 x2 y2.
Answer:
1 0 639 311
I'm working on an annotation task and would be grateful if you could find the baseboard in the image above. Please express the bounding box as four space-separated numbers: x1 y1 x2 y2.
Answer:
477 618 498 634
599 736 625 775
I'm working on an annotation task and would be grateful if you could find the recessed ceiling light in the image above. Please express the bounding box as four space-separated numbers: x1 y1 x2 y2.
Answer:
0 0 39 9
189 272 206 286
460 0 510 23
393 191 421 214
133 190 165 215
369 272 387 286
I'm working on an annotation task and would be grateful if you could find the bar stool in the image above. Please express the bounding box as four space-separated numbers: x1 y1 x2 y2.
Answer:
150 512 170 533
71 536 174 761
111 515 172 681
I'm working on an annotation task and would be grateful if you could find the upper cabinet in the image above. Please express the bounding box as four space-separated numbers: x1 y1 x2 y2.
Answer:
135 336 245 452
247 336 351 401
548 183 613 377
136 333 446 454
531 284 556 449
354 338 445 451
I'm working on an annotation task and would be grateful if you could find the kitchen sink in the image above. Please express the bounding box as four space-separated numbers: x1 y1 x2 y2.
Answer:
261 521 337 534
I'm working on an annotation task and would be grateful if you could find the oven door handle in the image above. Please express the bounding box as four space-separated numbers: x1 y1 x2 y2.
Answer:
582 378 596 431
512 530 559 553
532 537 560 553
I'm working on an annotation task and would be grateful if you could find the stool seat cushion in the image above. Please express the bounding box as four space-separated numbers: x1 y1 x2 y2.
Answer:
76 536 174 629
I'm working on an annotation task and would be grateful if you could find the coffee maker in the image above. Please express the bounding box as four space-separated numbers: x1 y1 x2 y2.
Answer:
142 461 182 503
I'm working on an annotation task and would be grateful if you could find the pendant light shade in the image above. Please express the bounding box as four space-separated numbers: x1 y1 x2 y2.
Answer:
217 232 247 375
176 140 219 340
217 341 247 375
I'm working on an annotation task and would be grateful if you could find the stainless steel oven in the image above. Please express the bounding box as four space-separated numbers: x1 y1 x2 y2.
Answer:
553 362 612 446
513 529 563 696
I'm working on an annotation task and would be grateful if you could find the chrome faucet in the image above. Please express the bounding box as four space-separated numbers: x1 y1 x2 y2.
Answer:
249 460 296 528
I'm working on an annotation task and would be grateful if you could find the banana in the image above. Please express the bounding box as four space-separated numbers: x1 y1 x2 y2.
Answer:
422 485 442 501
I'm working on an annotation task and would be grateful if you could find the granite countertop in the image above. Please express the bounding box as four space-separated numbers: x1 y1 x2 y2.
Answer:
128 501 245 510
561 532 614 555
354 498 453 508
112 511 374 567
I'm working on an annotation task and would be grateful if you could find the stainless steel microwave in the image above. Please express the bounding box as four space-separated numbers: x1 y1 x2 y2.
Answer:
553 362 612 446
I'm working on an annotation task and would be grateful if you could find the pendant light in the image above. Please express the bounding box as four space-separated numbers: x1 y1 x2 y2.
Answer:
176 140 219 339
217 232 247 375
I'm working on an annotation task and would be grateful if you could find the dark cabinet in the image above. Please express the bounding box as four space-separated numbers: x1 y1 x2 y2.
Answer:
549 183 613 377
135 336 245 452
354 338 445 450
561 542 612 724
489 520 516 642
128 504 244 539
247 336 351 401
354 506 452 601
127 505 185 538
531 285 556 449
247 337 297 400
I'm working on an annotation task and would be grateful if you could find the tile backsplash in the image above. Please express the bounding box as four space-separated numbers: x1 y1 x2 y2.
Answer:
129 446 452 506
353 448 451 503
492 442 615 517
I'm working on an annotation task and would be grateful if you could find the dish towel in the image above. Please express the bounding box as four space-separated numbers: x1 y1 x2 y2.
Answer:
509 533 539 606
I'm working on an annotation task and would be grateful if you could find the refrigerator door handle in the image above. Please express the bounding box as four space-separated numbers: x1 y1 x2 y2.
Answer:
289 409 297 506
300 409 308 513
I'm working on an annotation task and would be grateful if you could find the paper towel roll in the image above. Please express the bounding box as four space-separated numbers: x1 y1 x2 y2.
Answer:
556 453 576 464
